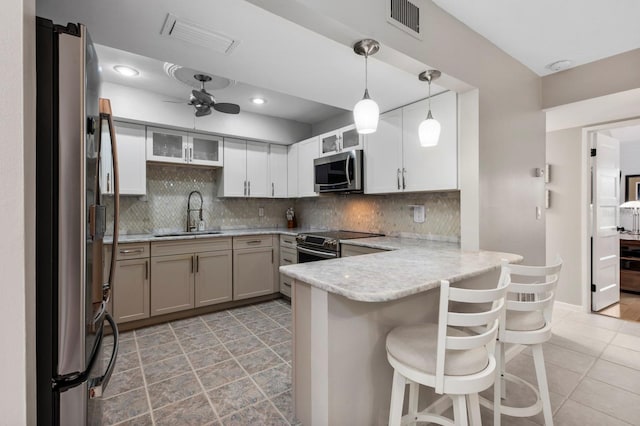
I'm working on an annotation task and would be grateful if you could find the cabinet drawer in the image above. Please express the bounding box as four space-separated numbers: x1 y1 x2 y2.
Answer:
280 234 297 249
233 235 273 249
115 242 150 260
621 269 640 292
280 276 292 297
280 247 297 266
151 237 232 257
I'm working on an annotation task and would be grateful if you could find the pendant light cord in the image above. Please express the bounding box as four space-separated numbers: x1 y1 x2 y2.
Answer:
364 54 370 99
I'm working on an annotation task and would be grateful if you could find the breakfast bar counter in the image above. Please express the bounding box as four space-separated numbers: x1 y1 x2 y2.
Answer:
279 238 521 425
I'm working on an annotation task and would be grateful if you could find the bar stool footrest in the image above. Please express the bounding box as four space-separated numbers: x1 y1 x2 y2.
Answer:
478 372 542 418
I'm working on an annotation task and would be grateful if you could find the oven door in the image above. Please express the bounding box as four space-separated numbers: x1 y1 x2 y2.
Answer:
297 246 339 263
314 150 362 193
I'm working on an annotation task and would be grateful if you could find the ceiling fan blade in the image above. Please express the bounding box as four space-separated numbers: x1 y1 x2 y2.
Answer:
191 89 214 106
163 100 188 104
213 103 240 114
195 107 212 117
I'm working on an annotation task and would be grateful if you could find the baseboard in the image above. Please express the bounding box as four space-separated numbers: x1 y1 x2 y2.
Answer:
553 301 583 312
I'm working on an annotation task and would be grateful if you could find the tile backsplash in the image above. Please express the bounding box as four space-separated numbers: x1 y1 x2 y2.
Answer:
295 192 460 241
107 164 460 240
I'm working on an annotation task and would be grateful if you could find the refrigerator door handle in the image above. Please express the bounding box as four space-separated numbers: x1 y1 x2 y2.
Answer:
52 316 105 392
100 99 120 307
88 312 119 399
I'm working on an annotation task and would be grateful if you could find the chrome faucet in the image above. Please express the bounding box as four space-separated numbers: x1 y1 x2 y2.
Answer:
187 190 203 232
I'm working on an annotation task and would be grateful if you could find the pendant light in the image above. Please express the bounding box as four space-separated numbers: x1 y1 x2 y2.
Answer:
353 39 380 134
418 70 442 147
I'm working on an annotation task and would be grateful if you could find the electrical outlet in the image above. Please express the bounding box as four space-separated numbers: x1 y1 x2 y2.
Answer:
258 207 264 217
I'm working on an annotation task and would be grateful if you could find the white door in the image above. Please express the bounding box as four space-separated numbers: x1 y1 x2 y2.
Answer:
297 137 319 197
364 108 403 194
287 144 299 197
269 144 288 198
220 138 247 197
246 141 269 197
592 132 621 311
402 91 458 192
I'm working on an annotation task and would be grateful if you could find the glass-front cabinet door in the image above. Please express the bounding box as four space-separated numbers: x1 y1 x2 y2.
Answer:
146 127 188 164
189 133 223 167
341 125 363 150
320 131 340 157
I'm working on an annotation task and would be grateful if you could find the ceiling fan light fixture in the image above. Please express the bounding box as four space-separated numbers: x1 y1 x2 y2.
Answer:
353 39 380 135
113 65 139 77
418 69 441 147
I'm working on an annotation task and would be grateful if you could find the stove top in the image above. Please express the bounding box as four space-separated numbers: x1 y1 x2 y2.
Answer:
299 230 383 240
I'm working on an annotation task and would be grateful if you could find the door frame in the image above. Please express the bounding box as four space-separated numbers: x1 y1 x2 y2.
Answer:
581 118 640 312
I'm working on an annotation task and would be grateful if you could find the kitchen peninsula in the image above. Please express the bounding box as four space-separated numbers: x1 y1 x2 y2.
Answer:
280 237 522 425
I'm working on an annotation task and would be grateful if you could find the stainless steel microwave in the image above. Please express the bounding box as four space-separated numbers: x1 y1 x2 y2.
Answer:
314 149 363 193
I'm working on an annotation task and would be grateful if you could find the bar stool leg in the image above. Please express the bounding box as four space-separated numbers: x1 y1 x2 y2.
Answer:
452 394 469 426
467 393 482 426
407 381 419 424
494 341 502 426
532 344 554 426
388 370 407 426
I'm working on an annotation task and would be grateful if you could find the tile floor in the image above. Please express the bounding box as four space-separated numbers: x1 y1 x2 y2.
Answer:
102 300 640 426
101 299 294 426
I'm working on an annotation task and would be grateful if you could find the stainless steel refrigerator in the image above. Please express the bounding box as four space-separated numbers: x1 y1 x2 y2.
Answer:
36 17 121 425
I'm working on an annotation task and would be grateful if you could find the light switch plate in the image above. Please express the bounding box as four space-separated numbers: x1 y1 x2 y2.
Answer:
258 207 264 217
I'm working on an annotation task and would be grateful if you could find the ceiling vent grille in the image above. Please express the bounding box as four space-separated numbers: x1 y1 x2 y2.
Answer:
160 13 240 55
387 0 422 39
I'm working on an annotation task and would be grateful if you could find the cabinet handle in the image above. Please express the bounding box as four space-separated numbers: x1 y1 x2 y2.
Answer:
283 282 291 288
191 255 194 273
272 182 274 197
246 240 262 244
196 255 199 273
107 172 111 193
244 180 247 196
145 260 148 280
248 181 251 196
120 248 144 254
272 249 274 264
184 147 188 162
283 258 292 263
189 147 193 162
402 168 407 190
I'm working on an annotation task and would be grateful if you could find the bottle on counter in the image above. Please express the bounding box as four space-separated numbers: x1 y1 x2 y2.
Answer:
286 207 297 229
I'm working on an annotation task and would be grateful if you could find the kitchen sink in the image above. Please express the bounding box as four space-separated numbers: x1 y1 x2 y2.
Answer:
153 231 223 238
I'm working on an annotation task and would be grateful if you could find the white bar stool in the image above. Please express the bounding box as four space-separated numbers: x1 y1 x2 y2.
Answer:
386 277 510 426
488 258 563 426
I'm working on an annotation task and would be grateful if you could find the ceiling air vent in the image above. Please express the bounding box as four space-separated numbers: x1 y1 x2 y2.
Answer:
160 13 240 55
387 0 422 39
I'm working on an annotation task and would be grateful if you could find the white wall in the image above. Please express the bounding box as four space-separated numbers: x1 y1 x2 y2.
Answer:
248 0 546 264
546 128 584 305
1 0 36 423
102 82 312 144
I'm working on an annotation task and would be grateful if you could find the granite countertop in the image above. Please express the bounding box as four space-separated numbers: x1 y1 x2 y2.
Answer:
105 228 309 244
280 236 522 303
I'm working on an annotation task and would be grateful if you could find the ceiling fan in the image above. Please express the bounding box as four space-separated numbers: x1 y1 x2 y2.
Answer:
186 74 240 117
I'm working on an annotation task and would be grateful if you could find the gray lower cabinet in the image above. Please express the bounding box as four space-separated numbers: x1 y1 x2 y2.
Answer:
150 253 195 316
195 250 233 307
113 258 150 323
279 247 297 297
233 246 275 300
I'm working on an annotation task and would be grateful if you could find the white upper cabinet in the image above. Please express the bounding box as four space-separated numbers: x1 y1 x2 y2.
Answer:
287 143 299 198
100 121 146 196
146 126 222 167
246 141 269 197
364 91 458 194
364 109 403 194
218 138 270 198
402 92 457 192
319 124 364 157
269 144 288 198
188 133 223 167
297 136 320 197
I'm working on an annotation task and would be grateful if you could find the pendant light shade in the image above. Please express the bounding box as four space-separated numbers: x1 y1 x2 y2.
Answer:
353 90 379 134
353 39 380 135
419 111 441 147
418 70 442 147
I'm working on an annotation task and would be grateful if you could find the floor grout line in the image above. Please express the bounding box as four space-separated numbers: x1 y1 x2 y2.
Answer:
133 330 157 426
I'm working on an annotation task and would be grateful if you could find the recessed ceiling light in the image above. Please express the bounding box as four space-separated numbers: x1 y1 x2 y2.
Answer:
251 97 266 105
114 65 140 77
546 60 572 72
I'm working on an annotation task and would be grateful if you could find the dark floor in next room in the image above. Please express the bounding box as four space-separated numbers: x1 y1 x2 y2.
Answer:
101 299 294 425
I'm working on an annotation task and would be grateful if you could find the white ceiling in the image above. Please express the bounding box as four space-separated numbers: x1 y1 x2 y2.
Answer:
96 45 345 124
432 0 640 76
37 0 445 124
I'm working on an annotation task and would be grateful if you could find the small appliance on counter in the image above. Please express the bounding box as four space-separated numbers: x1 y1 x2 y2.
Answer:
286 207 297 228
296 230 382 262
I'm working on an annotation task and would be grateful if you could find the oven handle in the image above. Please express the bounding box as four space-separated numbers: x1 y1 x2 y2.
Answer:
297 246 339 259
